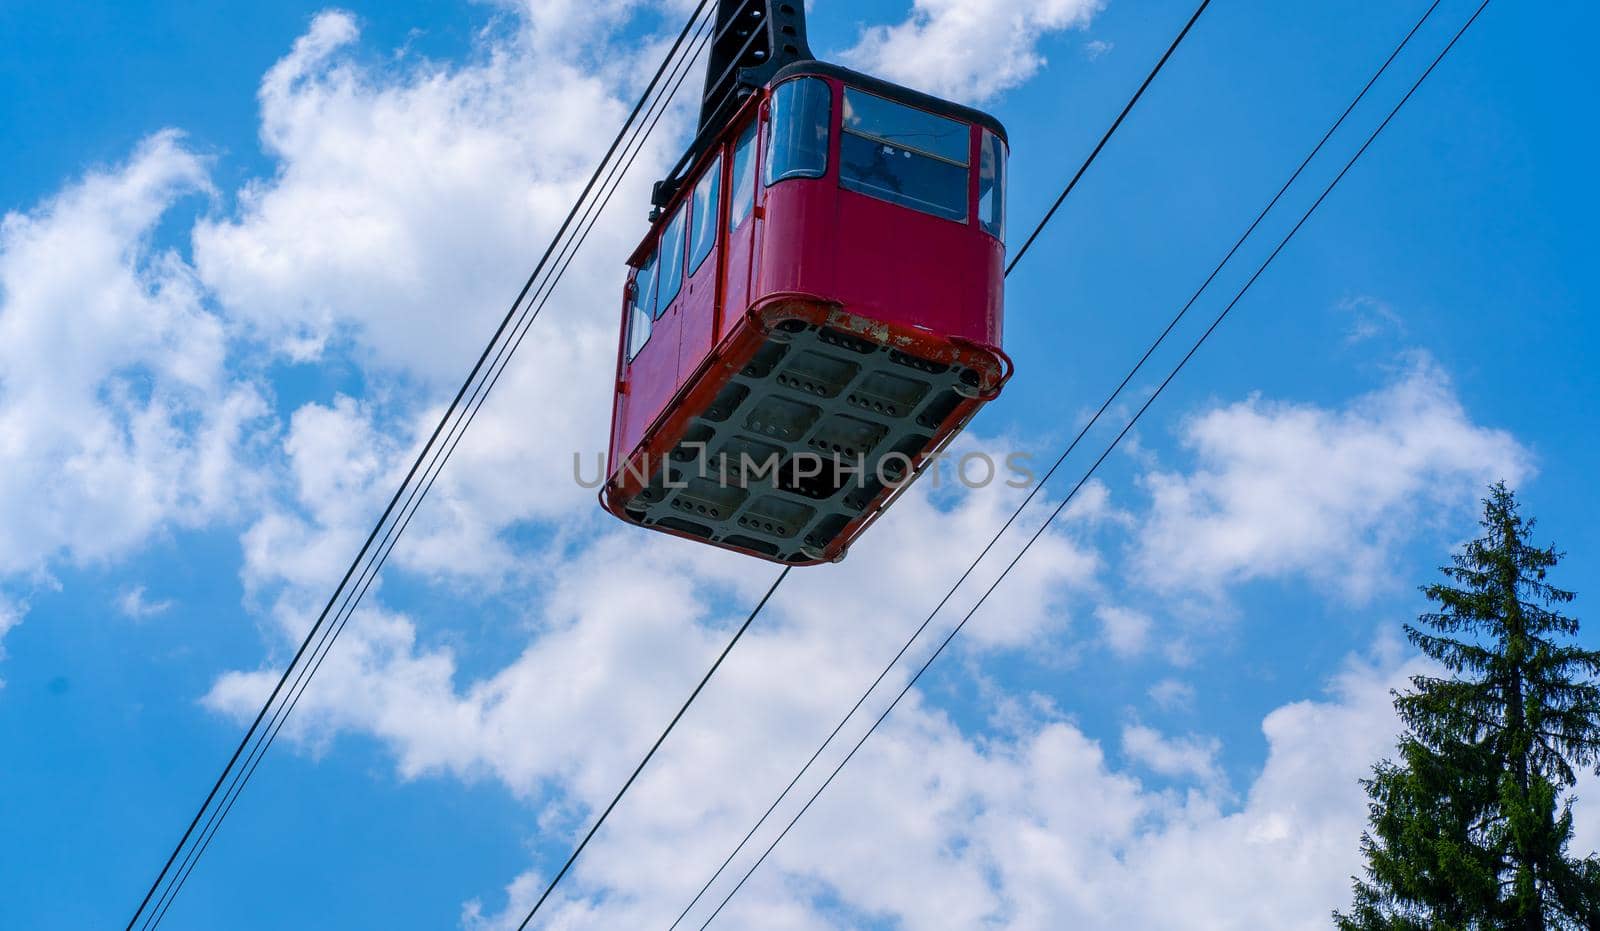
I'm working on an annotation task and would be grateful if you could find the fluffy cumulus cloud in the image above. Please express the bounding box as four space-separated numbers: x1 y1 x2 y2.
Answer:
842 0 1104 103
193 3 712 773
207 434 1104 790
1148 677 1196 712
1121 721 1224 790
0 131 267 611
1132 358 1530 602
0 0 676 666
386 358 1523 929
202 356 1478 930
191 9 651 381
186 4 674 609
1095 602 1152 657
444 646 1425 930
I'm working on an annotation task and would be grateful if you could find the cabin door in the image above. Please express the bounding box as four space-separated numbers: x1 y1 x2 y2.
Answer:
719 119 761 344
620 207 687 453
678 151 723 386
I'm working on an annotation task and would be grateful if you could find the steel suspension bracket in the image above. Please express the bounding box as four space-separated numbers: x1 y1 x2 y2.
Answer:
652 0 814 213
699 0 812 133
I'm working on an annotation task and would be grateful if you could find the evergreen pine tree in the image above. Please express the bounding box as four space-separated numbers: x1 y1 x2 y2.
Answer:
1337 482 1600 930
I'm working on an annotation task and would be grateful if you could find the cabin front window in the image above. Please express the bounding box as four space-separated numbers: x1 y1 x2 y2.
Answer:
766 77 830 184
839 87 970 223
626 254 656 361
978 129 1006 241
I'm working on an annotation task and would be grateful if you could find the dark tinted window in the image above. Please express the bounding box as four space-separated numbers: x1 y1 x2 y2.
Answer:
978 129 1006 241
840 134 968 221
729 121 758 231
842 88 969 163
839 88 970 223
655 208 686 317
766 78 830 185
688 153 721 275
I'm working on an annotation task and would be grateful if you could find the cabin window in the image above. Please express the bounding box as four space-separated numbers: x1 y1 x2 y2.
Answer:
978 129 1006 241
766 77 830 184
728 121 758 231
655 208 686 317
688 153 722 275
839 87 969 223
626 254 656 361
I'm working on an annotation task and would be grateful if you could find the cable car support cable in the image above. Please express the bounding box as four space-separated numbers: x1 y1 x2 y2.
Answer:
686 2 1492 925
1004 0 1210 276
140 16 725 929
664 0 1447 921
512 566 791 931
124 3 717 927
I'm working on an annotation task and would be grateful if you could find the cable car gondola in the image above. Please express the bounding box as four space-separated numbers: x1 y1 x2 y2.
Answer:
602 0 1010 565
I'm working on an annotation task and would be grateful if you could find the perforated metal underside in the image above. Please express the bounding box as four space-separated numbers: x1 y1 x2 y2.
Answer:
618 322 985 563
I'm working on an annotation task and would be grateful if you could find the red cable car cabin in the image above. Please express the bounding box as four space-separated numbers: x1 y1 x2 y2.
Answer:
603 58 1010 565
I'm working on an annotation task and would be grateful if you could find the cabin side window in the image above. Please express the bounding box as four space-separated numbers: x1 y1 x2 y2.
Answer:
728 121 758 231
978 129 1007 241
626 254 657 361
655 208 686 317
688 153 722 275
765 78 830 184
839 87 970 223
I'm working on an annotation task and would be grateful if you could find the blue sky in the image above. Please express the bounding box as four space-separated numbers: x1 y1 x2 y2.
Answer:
1 0 1596 928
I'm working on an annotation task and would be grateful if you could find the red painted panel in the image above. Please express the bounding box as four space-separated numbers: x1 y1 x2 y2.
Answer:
832 187 1003 346
722 210 756 345
756 177 837 299
619 300 680 461
751 174 1004 350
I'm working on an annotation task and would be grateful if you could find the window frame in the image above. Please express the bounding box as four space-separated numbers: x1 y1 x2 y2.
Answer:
625 253 657 362
654 207 687 319
687 152 723 277
765 76 832 186
840 87 971 167
977 128 1007 242
837 86 974 224
728 120 759 233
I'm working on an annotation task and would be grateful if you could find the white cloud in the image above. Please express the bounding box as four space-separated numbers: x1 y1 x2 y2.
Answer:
450 645 1424 930
116 585 174 619
1132 358 1530 602
1096 603 1151 657
841 0 1104 103
0 593 23 686
208 426 1105 787
191 9 664 383
1121 721 1224 791
0 131 268 602
185 5 681 599
206 372 1443 931
1147 677 1196 712
1339 294 1405 344
1084 38 1114 60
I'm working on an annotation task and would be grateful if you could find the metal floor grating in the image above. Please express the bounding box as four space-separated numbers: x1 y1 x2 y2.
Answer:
618 321 985 563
